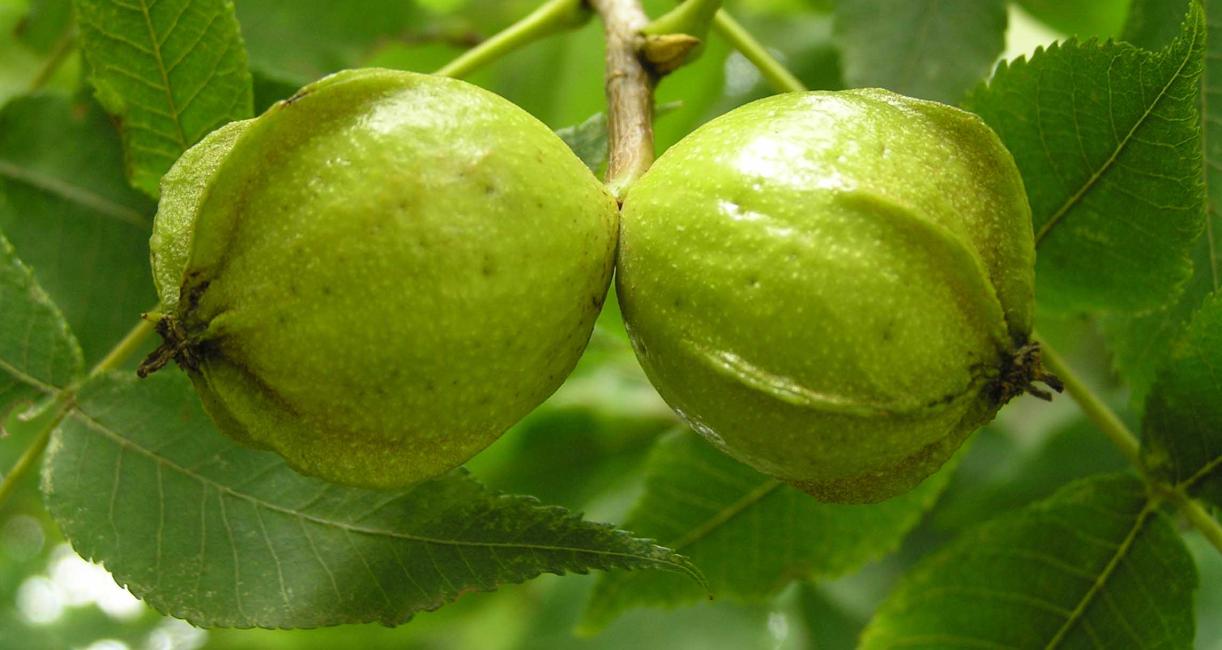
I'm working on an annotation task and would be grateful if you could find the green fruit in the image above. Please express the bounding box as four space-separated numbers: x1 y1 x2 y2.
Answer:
617 89 1052 503
143 69 619 489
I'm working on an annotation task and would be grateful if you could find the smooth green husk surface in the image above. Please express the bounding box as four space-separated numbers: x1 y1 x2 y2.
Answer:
150 68 619 488
617 89 1034 502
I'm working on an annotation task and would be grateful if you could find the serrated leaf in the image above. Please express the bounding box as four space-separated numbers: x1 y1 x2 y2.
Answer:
42 371 702 628
833 0 1006 103
861 474 1197 649
1018 0 1130 39
74 0 253 197
1143 292 1222 506
0 229 82 418
0 94 155 366
578 429 951 632
964 6 1206 313
1101 0 1222 404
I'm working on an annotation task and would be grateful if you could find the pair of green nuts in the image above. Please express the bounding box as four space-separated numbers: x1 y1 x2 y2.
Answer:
143 68 1044 503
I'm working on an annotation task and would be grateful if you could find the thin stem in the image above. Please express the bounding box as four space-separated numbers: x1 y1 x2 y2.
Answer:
712 10 806 94
1167 491 1222 554
29 32 75 92
644 0 722 37
0 399 69 507
434 0 590 79
86 316 157 382
590 0 655 200
1038 340 1143 471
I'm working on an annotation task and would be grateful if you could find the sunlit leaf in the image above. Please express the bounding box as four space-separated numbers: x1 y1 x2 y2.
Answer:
965 5 1206 313
74 0 253 197
43 371 703 628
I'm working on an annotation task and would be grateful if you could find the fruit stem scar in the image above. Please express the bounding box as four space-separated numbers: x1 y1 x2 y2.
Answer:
136 315 200 378
991 340 1063 404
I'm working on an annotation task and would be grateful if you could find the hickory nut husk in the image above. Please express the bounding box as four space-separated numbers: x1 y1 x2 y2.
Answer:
141 69 619 489
615 89 1060 503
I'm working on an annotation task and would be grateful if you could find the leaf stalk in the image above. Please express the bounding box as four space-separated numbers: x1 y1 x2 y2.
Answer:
590 0 656 201
711 11 806 94
434 0 591 79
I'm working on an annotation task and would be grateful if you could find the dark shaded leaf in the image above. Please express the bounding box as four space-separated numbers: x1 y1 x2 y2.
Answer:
1143 292 1222 506
579 430 951 631
861 474 1197 649
0 94 155 366
835 0 1006 103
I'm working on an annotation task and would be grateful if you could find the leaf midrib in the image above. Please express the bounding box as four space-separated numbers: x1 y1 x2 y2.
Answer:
1043 500 1155 649
1035 26 1202 246
135 0 189 150
66 406 695 576
0 160 149 227
668 479 783 550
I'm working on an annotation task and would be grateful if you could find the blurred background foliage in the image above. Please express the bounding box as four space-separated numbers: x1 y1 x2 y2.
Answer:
0 0 1218 648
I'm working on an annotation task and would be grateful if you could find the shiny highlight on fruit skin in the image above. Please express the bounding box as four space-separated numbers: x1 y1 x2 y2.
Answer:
616 88 1057 503
141 69 619 489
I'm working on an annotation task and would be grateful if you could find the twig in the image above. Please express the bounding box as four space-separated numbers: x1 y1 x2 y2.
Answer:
1038 341 1143 471
590 0 656 200
29 32 75 92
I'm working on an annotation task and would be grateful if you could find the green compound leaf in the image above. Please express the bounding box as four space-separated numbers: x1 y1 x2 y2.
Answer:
964 4 1206 314
0 95 155 366
578 429 951 632
861 474 1197 649
1102 0 1222 405
0 229 82 418
1143 292 1222 507
42 371 702 628
834 0 1007 103
74 0 254 198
